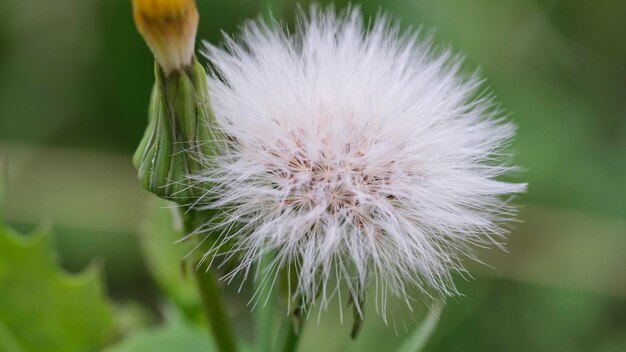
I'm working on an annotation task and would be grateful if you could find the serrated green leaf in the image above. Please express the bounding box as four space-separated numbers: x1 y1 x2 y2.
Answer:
103 313 216 352
0 226 115 352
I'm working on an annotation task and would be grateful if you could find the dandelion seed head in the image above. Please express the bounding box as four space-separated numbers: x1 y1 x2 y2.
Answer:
195 6 526 315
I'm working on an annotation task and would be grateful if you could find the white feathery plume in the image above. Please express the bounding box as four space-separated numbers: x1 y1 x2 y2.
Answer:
193 6 526 317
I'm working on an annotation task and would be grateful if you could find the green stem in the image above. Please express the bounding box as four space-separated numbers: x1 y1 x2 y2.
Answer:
193 266 239 352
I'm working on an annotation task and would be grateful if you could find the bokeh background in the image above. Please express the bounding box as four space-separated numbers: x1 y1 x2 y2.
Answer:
1 0 624 351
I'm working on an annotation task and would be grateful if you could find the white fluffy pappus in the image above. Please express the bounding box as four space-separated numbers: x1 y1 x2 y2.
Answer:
193 6 526 317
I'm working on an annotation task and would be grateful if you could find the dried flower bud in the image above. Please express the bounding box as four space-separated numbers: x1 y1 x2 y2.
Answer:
132 0 199 75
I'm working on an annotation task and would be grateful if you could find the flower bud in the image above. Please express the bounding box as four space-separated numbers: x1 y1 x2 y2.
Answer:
132 0 199 75
133 59 217 201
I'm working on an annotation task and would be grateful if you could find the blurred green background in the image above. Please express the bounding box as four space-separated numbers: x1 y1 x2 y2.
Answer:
0 0 624 351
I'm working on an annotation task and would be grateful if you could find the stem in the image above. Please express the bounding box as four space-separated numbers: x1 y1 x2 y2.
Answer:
193 266 239 352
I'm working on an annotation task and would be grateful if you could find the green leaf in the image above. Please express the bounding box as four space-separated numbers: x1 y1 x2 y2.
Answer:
103 312 216 352
138 197 201 320
0 226 115 352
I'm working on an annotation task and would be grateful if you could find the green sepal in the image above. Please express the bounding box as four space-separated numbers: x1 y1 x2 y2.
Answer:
133 58 217 202
189 60 218 159
133 73 172 198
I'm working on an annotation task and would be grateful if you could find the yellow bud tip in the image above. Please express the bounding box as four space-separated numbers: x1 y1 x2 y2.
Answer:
132 0 199 75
